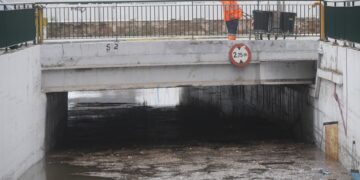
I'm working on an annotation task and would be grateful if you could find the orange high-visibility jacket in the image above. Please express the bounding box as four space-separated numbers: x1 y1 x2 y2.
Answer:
221 1 243 21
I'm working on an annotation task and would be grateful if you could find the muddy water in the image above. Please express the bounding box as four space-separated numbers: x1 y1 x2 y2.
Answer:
31 89 352 179
47 143 349 180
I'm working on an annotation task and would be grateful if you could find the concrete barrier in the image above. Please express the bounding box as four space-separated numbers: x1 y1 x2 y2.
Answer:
0 47 68 180
310 42 360 170
0 46 46 180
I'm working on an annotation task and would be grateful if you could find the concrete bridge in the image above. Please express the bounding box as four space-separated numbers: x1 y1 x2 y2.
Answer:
3 38 360 180
41 40 317 92
3 0 360 179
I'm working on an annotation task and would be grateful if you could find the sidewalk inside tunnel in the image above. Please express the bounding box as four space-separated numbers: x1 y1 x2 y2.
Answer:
41 86 350 180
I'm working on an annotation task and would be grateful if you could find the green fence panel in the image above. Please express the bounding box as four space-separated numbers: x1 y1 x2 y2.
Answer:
345 6 360 43
0 8 36 48
325 5 360 43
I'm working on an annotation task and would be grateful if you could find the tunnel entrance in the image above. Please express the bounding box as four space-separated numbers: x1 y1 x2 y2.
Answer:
62 85 302 149
45 85 349 180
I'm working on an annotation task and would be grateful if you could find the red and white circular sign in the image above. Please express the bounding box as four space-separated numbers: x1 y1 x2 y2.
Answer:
229 43 252 68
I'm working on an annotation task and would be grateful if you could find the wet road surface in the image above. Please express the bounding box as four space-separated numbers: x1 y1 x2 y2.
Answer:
48 142 350 180
44 90 350 180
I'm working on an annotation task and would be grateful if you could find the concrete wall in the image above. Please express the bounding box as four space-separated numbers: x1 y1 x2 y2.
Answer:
0 47 68 180
310 42 360 170
180 85 309 140
0 47 46 180
45 93 68 152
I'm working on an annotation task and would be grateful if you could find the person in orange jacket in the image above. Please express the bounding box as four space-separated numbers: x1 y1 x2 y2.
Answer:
221 1 243 40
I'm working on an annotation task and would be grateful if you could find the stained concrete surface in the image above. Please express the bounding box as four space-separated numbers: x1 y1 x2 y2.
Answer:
43 88 350 180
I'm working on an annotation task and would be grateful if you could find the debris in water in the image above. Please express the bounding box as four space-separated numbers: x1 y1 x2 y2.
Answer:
319 168 331 175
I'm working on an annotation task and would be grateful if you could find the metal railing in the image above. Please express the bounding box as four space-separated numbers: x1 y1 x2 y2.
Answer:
0 3 36 50
324 0 360 45
37 0 320 40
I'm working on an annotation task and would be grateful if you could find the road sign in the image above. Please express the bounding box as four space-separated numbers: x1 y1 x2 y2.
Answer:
228 43 252 68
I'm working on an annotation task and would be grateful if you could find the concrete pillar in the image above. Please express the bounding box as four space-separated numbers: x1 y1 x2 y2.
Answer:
45 92 68 152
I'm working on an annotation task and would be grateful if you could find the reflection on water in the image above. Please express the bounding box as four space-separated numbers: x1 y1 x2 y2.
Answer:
18 160 46 180
19 159 110 180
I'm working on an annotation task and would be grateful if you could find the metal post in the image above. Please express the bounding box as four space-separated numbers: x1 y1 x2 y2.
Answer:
320 0 325 41
38 6 44 43
191 0 194 40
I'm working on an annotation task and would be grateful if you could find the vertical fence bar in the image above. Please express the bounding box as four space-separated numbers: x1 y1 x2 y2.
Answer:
245 4 248 37
85 6 88 39
89 6 92 38
134 5 136 38
111 5 114 38
63 7 66 39
120 5 122 38
115 3 117 39
193 3 196 38
153 5 155 37
39 6 44 43
307 3 310 36
302 4 305 36
162 5 165 37
190 4 192 37
157 5 160 37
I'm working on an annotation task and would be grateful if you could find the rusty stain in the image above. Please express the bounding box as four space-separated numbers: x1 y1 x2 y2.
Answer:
325 123 339 161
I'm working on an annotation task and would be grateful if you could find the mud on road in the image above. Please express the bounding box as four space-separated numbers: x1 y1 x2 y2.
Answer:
48 142 350 180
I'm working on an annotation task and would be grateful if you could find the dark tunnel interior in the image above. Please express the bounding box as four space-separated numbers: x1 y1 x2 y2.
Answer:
56 85 311 150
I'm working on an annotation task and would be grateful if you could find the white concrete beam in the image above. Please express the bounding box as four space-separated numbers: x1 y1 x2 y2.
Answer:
41 40 318 70
42 61 316 92
41 40 318 92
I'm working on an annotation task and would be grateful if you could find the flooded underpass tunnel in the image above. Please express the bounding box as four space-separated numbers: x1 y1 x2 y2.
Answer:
43 85 350 180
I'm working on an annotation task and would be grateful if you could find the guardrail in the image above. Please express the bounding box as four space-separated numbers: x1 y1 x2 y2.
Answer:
37 0 320 40
324 0 360 45
0 3 36 50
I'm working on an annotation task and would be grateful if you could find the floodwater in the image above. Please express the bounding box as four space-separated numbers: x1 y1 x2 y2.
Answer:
21 88 350 180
